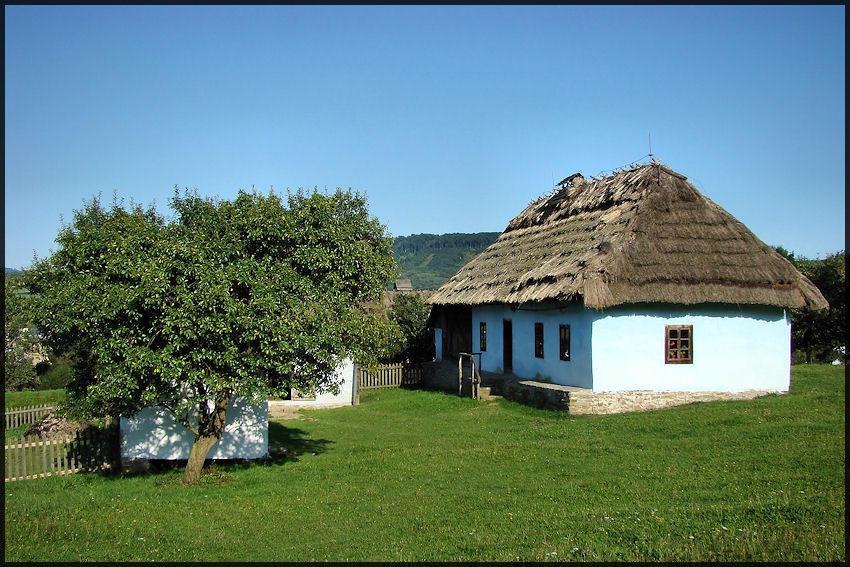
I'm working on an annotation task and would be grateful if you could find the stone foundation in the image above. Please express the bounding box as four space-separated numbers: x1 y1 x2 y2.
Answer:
501 380 575 412
502 379 784 415
421 361 784 415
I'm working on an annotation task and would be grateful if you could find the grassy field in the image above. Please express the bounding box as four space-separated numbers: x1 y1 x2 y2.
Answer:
3 365 844 562
4 388 66 410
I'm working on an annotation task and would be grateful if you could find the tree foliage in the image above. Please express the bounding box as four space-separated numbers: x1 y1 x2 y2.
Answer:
387 293 434 364
4 275 40 391
776 247 845 363
392 232 500 290
24 187 396 482
791 251 845 364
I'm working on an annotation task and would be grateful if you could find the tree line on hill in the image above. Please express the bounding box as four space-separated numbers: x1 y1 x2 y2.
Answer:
391 232 500 291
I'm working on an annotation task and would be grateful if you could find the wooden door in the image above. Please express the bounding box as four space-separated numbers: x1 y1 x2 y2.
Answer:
503 319 513 372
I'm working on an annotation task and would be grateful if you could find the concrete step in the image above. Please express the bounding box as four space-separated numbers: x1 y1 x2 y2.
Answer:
461 384 503 401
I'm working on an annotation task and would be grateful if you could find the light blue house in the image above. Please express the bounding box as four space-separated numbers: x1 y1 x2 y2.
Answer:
428 162 827 406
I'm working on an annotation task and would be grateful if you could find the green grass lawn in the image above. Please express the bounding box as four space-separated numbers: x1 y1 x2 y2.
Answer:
4 365 844 561
4 388 66 410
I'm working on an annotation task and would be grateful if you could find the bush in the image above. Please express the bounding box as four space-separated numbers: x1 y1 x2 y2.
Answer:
37 363 72 390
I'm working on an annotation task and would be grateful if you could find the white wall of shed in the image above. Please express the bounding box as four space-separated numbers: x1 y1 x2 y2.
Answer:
120 397 269 461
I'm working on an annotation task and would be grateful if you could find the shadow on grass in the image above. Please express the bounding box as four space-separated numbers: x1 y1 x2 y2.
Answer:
266 420 334 463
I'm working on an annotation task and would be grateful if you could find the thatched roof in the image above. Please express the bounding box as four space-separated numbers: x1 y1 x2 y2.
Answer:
429 162 828 311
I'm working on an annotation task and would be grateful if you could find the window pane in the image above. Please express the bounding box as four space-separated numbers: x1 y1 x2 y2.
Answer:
534 323 544 358
559 324 570 361
665 325 693 364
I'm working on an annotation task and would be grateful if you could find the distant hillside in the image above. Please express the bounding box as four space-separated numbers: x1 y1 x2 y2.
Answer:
5 268 22 276
392 232 500 291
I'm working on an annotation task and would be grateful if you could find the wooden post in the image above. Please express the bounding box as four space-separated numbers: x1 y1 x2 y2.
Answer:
21 437 27 480
49 436 56 476
471 358 478 400
41 437 48 478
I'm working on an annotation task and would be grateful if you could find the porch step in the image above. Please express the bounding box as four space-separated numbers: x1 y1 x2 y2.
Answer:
460 383 503 401
479 385 498 400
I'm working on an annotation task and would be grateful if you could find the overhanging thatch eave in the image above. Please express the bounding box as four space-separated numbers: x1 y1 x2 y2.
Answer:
588 280 829 311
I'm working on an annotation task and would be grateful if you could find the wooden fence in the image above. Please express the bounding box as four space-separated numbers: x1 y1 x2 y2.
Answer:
4 405 57 429
5 426 118 482
4 405 118 483
358 363 422 390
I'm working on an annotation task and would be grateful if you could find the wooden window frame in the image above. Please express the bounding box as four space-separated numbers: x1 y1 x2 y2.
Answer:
665 324 693 364
479 321 487 352
559 324 571 361
534 322 544 359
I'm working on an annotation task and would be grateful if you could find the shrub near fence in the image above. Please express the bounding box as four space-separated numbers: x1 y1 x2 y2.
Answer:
358 364 422 390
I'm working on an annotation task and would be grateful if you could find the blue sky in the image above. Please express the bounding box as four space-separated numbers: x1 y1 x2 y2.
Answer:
4 5 845 271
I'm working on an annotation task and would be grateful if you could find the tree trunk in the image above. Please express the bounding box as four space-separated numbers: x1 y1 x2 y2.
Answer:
182 392 231 484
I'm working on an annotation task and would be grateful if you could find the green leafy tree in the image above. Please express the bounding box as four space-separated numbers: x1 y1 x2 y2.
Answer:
25 187 396 483
388 293 434 364
4 276 40 391
792 251 845 364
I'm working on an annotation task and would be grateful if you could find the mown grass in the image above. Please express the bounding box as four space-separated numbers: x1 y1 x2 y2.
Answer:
4 388 66 410
4 365 844 562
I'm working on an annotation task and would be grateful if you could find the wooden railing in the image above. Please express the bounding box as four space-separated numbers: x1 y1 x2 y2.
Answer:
458 353 482 399
4 405 58 429
358 364 422 390
4 426 118 482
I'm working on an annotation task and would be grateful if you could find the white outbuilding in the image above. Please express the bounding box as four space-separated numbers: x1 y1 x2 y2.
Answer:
120 397 269 462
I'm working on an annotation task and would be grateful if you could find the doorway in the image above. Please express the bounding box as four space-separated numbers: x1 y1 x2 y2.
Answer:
503 319 513 372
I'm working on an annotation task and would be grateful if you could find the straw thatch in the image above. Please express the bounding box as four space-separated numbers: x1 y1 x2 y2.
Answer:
429 162 828 310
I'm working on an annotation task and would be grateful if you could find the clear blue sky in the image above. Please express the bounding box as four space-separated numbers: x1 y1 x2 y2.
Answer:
4 5 845 270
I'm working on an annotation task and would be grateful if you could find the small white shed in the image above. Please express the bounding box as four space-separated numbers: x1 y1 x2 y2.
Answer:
120 397 269 461
267 358 358 413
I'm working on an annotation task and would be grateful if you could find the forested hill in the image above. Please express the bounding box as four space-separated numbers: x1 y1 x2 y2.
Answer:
392 232 501 291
